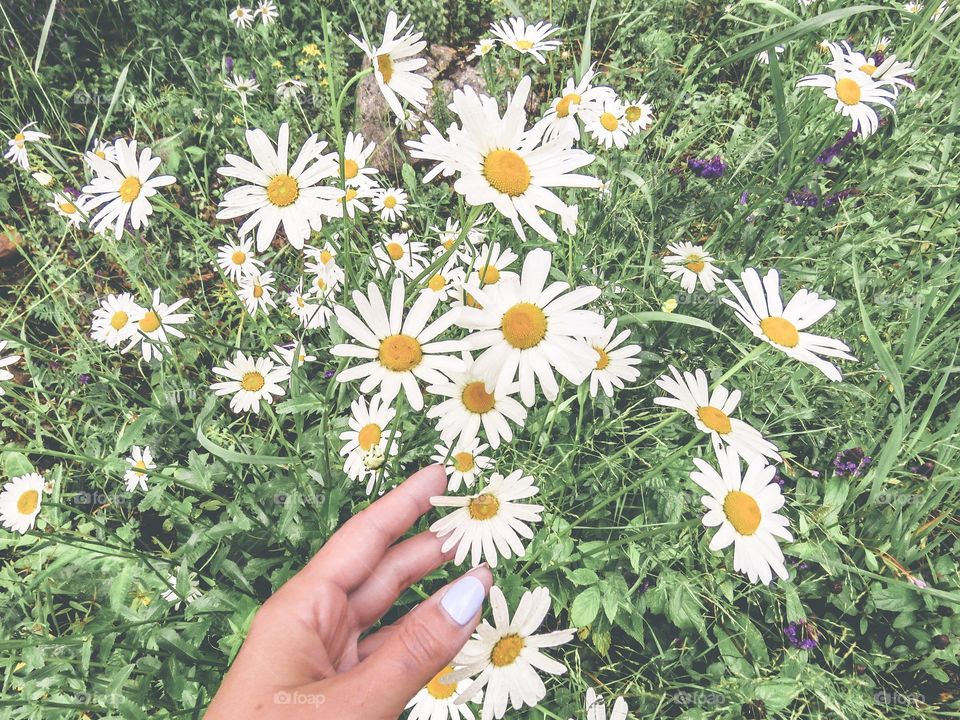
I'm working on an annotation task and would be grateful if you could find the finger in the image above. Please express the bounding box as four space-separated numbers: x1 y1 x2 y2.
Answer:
349 530 455 629
356 622 398 662
324 565 493 717
303 464 447 592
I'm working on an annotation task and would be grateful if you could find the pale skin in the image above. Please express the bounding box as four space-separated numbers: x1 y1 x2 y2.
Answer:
205 464 492 719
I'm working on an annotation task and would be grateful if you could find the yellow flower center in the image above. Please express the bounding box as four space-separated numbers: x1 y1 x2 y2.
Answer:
314 277 328 291
343 158 359 179
14 133 25 144
501 302 547 349
266 174 299 207
59 202 78 214
859 63 877 75
625 105 643 123
468 493 500 520
483 149 531 197
138 311 161 333
134 460 147 471
231 250 247 265
386 242 404 261
95 149 106 159
490 634 525 666
378 334 422 372
685 254 705 272
253 284 264 298
119 176 142 203
376 53 394 84
240 371 265 392
723 490 762 536
600 112 619 132
556 92 581 118
17 489 39 515
296 296 305 308
320 250 333 264
442 238 454 250
835 77 862 106
426 666 458 700
454 451 475 473
462 381 496 414
514 39 535 51
110 311 129 330
481 265 500 285
428 274 446 291
344 188 358 202
358 422 382 451
760 316 800 348
594 346 610 370
383 195 397 209
697 405 732 434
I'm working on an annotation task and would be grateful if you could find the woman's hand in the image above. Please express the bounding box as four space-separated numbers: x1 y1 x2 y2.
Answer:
205 464 492 719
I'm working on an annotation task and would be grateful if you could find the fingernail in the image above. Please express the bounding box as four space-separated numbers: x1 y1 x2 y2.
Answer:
440 576 486 625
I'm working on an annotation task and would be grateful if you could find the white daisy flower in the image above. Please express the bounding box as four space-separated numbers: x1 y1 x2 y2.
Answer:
373 186 407 222
4 122 49 170
467 37 496 60
430 470 543 567
431 437 493 491
216 237 263 282
286 279 327 327
663 241 722 293
82 138 176 239
405 665 481 720
723 268 856 381
0 340 21 394
464 242 519 295
691 447 793 585
587 318 642 398
210 351 290 413
304 241 338 268
269 341 316 368
654 366 781 463
408 76 600 243
276 78 306 101
451 585 574 720
432 216 487 260
91 292 143 349
224 74 260 105
582 97 630 149
255 0 278 25
489 17 561 63
423 256 466 302
89 137 116 163
541 65 617 141
797 66 897 136
124 446 155 492
349 11 432 121
623 94 655 133
585 688 629 720
237 271 277 316
47 192 86 227
426 351 527 450
339 131 379 186
458 248 604 407
326 183 376 219
123 289 192 362
0 472 45 534
824 41 917 95
371 231 428 278
216 122 340 251
229 5 254 28
339 394 401 493
162 573 202 607
332 277 465 411
306 263 343 308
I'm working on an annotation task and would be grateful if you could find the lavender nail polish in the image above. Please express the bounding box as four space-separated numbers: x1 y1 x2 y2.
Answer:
440 576 485 625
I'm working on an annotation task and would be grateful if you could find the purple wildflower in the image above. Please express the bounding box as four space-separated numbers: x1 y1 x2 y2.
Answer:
786 188 819 207
816 129 858 164
78 374 92 385
225 56 234 73
323 369 335 380
784 619 819 650
739 191 749 205
687 156 726 179
823 187 862 207
833 447 872 478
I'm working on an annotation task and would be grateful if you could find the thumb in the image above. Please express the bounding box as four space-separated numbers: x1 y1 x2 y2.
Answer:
344 566 492 716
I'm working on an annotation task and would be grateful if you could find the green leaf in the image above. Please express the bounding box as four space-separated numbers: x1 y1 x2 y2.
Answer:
567 568 599 586
3 451 34 478
33 0 58 72
570 586 602 626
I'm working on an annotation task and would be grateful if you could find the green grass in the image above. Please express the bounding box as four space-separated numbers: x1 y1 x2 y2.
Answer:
1 0 960 718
